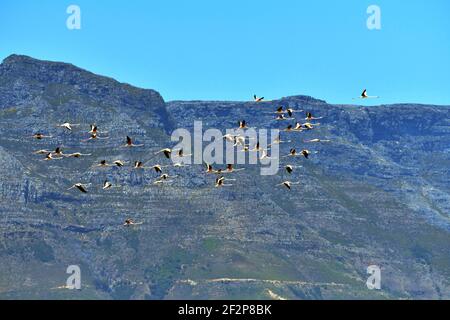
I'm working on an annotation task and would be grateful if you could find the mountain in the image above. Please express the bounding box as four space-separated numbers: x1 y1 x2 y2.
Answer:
0 55 449 300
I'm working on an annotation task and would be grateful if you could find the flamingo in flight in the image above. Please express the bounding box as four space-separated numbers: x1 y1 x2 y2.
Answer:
354 89 379 100
88 124 108 134
305 112 323 121
284 125 302 132
215 176 234 188
32 133 52 140
270 107 301 117
123 219 143 226
103 180 113 190
53 147 64 157
84 132 109 142
113 160 127 167
304 138 331 143
205 163 216 173
134 161 147 169
301 149 316 159
284 165 302 174
43 153 62 161
173 162 186 168
277 181 301 190
177 149 192 158
93 160 111 168
286 108 302 118
253 94 265 102
274 106 284 114
57 122 80 131
260 149 277 161
223 134 238 143
68 183 90 193
64 152 92 158
225 164 245 173
155 148 173 159
295 122 318 131
234 136 251 147
250 141 267 152
238 120 249 130
274 114 293 121
205 163 217 174
153 173 175 185
151 164 168 174
33 149 53 155
269 134 291 146
283 148 310 158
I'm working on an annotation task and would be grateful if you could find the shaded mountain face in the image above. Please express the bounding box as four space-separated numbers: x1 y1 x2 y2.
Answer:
0 55 449 300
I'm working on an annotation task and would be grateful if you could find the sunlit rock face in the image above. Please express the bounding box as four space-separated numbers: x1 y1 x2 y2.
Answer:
0 55 449 300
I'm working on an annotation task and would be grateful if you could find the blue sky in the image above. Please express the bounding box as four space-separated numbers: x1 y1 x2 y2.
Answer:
1 0 449 105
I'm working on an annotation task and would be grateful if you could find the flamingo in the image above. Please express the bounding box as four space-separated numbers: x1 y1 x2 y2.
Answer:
286 108 302 118
102 180 113 190
284 125 302 132
239 145 252 153
84 132 108 142
87 124 108 135
155 148 172 159
223 134 237 143
53 147 64 157
274 106 284 114
301 149 316 159
64 152 92 158
276 181 300 190
113 160 127 167
225 164 245 173
124 136 144 148
93 160 111 168
151 164 166 174
32 133 52 140
293 123 303 130
134 161 146 169
260 149 276 161
205 163 217 174
305 112 323 121
250 141 266 152
304 138 331 143
68 183 90 193
283 148 301 158
238 120 248 130
274 114 292 121
124 219 134 226
303 122 317 130
253 94 265 102
153 174 175 185
43 153 62 161
173 162 187 168
89 124 108 134
284 165 302 174
123 219 143 226
354 89 379 100
269 134 291 146
33 149 53 155
233 136 249 147
177 149 192 158
215 176 233 188
57 122 79 131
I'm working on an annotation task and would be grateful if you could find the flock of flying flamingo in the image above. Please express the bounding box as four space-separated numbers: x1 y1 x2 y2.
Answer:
31 89 378 226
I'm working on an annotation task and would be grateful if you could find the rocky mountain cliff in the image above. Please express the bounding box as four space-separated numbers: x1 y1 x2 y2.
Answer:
0 55 449 299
